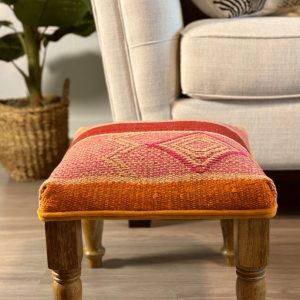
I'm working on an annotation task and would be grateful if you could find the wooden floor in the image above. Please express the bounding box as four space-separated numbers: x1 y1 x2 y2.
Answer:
0 166 300 299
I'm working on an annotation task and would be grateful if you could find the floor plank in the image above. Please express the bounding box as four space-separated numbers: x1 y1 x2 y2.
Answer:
0 166 299 299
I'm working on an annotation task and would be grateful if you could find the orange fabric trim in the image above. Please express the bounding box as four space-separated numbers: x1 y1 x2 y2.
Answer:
39 176 277 215
37 205 278 222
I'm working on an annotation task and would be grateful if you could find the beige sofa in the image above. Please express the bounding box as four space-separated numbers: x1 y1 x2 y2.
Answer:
91 0 300 171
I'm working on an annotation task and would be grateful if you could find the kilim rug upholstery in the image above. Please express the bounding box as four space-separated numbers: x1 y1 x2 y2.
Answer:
38 121 277 221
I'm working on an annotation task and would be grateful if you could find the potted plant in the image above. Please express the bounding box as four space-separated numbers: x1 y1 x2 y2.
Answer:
0 0 95 181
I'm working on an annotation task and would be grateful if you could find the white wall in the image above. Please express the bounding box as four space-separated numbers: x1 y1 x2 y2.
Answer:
0 4 112 136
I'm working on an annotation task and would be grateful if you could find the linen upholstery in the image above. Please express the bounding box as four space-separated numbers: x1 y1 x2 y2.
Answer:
91 0 183 121
172 98 300 170
38 121 277 221
181 17 300 101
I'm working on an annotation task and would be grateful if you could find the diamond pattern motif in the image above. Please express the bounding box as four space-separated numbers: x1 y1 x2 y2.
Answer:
147 132 248 173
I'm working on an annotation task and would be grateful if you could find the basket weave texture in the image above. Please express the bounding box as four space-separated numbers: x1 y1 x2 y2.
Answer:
0 86 69 181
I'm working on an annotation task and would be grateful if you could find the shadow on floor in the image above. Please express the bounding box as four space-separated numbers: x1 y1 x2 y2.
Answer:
103 247 225 269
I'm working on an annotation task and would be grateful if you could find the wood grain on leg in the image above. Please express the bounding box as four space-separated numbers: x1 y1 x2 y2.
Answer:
221 219 235 266
45 221 83 300
82 220 105 268
236 219 269 300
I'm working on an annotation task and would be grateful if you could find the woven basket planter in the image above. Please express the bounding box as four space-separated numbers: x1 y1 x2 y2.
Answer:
0 83 69 181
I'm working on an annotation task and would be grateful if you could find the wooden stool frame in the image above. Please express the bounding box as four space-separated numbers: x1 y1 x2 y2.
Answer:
45 218 269 300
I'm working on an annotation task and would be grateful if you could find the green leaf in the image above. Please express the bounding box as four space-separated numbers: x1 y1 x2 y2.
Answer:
14 0 89 27
84 0 92 12
0 33 24 62
43 12 95 46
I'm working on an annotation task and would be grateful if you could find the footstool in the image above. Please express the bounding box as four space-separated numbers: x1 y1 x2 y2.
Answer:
38 121 277 300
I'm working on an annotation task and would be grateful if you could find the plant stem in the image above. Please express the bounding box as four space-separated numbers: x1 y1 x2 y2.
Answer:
12 61 28 80
22 24 42 107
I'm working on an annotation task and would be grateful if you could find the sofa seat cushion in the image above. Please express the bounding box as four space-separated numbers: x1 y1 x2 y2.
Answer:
180 17 300 100
38 121 277 221
172 98 300 169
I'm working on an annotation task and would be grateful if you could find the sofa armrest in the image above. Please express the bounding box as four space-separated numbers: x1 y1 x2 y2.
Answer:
91 0 183 121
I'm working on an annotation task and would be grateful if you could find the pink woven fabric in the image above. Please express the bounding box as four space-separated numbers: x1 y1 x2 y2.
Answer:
38 121 277 221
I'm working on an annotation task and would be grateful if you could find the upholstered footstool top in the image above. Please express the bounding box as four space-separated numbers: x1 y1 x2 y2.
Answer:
38 121 277 221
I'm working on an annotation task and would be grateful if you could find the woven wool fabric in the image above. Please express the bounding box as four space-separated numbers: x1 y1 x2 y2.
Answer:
38 121 277 221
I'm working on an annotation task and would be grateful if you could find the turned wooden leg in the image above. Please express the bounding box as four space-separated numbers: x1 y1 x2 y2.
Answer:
220 219 235 266
82 220 105 268
236 219 269 300
45 221 83 300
